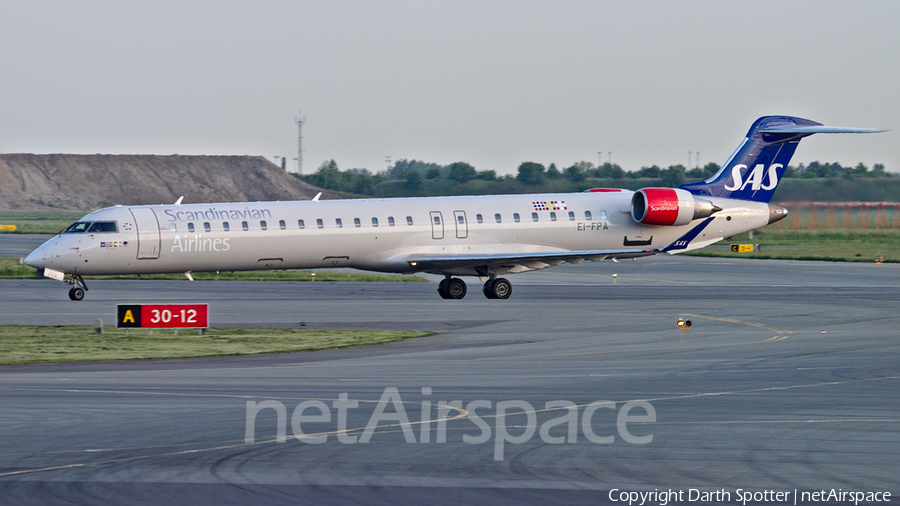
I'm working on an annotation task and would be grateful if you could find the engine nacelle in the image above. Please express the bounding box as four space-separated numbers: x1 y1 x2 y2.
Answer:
631 188 720 226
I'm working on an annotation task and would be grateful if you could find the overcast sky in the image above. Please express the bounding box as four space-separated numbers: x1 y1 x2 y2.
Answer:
1 1 897 176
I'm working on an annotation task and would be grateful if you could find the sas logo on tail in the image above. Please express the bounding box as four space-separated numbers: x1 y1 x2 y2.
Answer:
723 164 782 192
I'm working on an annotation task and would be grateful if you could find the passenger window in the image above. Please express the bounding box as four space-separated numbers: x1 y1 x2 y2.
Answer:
457 215 464 224
585 211 592 221
550 212 557 222
242 221 249 231
406 216 413 226
354 218 361 228
336 218 343 228
223 222 230 232
514 213 520 223
170 224 177 232
316 219 323 229
279 220 286 230
372 217 379 227
260 220 267 231
476 214 483 224
433 215 441 225
203 222 211 232
298 219 305 229
568 211 575 221
495 213 501 223
388 216 395 226
600 211 608 221
532 212 539 222
188 222 195 233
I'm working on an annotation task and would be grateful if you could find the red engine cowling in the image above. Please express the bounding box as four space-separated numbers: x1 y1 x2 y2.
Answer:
631 188 719 226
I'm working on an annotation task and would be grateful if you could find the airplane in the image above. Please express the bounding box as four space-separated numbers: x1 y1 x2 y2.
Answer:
24 116 883 301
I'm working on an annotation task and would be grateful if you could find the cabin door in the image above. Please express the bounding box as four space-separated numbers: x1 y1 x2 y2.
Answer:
130 207 161 259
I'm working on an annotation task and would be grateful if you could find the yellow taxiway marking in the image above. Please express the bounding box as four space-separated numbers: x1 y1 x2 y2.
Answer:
679 313 792 335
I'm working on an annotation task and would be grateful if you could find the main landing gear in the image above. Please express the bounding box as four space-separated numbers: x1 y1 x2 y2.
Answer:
66 274 88 301
437 276 512 300
437 277 467 299
482 277 512 299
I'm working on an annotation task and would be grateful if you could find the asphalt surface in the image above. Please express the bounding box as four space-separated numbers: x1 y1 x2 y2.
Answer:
0 242 898 505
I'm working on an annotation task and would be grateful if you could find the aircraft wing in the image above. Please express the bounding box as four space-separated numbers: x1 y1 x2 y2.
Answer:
406 248 660 275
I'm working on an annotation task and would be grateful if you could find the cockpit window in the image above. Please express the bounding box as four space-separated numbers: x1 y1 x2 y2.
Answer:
63 222 91 233
87 222 117 233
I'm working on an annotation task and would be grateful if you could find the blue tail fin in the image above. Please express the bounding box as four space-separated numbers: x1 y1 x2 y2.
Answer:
680 116 883 202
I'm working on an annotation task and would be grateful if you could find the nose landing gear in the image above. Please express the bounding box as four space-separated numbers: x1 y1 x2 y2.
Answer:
66 274 88 301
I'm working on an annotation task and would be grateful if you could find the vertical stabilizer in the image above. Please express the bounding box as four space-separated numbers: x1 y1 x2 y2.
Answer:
680 116 883 202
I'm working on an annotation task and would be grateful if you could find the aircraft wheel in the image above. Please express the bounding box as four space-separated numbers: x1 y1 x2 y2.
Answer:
68 287 85 301
446 278 467 299
491 278 512 299
482 279 497 299
437 279 452 299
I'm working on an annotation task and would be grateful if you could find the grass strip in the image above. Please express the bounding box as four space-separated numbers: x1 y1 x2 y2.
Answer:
0 325 433 365
0 211 85 234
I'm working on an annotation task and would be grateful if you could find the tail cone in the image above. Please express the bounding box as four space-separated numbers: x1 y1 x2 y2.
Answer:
768 204 789 224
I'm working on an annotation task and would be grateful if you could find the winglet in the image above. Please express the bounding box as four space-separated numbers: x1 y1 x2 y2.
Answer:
174 196 184 205
312 192 322 201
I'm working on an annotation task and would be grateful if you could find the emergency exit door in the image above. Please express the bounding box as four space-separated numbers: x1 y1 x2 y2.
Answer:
429 211 444 239
453 210 467 239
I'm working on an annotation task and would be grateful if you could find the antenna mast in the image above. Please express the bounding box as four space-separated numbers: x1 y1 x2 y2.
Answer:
294 109 306 174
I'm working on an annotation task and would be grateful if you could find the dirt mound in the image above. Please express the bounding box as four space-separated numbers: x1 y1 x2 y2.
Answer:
0 154 333 210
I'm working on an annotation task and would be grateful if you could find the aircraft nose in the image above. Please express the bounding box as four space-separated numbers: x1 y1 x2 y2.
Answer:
24 246 46 269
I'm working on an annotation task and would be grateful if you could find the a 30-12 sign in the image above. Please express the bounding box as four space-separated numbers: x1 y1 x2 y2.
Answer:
116 304 209 328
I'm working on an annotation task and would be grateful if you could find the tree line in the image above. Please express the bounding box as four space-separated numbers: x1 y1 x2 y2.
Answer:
298 159 892 198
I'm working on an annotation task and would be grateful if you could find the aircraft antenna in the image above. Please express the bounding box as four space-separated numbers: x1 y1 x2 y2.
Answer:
294 109 306 174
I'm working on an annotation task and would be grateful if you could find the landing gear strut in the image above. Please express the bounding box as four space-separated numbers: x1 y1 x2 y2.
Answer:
437 276 467 299
66 274 88 301
482 277 512 299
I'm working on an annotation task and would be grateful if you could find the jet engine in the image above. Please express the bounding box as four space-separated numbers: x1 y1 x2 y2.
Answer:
631 188 720 226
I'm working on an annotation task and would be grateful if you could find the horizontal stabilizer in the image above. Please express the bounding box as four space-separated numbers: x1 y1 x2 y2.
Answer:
760 125 886 134
681 115 886 203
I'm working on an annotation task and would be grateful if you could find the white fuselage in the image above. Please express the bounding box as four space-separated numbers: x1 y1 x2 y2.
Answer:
28 191 771 277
